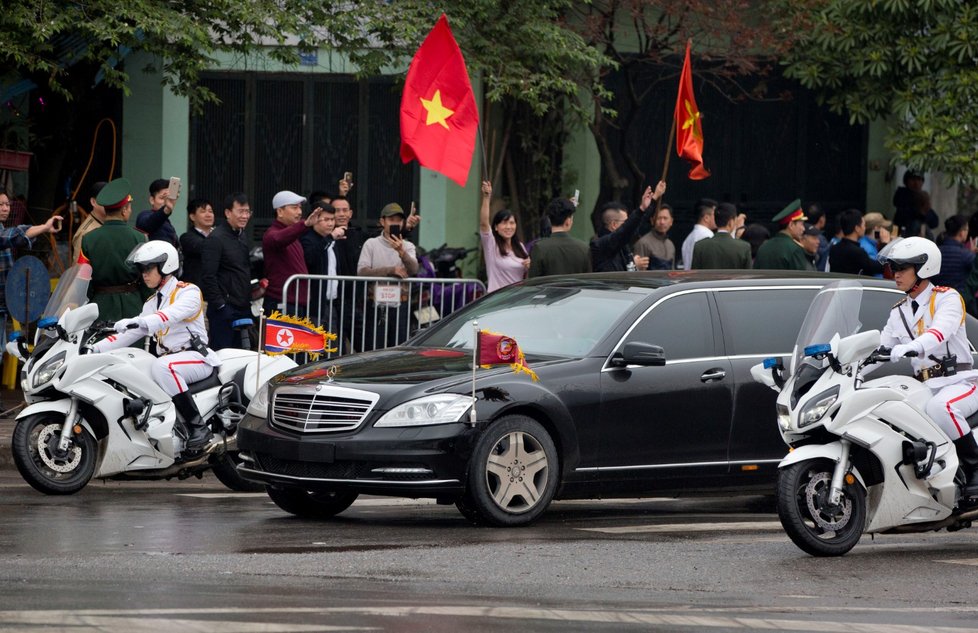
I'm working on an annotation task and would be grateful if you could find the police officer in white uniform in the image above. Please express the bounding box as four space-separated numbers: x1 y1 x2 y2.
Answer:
93 241 220 452
879 237 978 498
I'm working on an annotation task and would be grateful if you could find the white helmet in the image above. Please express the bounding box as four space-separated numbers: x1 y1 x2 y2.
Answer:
877 236 941 279
126 240 180 276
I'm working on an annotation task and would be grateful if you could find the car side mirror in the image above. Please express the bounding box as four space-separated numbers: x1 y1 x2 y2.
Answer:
610 342 666 368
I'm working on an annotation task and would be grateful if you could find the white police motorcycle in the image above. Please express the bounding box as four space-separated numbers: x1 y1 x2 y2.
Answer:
8 264 296 495
752 280 978 556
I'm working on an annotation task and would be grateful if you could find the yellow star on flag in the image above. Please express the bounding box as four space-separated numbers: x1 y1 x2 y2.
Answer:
682 99 702 140
420 89 454 129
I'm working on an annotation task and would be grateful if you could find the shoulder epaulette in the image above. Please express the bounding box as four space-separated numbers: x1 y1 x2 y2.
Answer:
175 281 189 288
933 285 951 293
892 297 907 309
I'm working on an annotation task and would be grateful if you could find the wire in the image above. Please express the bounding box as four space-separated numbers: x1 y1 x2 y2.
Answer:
47 118 118 274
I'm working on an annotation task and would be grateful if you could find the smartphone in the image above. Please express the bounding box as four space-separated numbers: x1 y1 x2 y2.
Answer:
409 201 416 216
167 176 181 200
343 171 353 184
389 224 402 239
874 229 881 240
571 189 580 207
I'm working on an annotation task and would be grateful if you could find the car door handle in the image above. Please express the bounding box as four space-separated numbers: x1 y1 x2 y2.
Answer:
700 368 726 382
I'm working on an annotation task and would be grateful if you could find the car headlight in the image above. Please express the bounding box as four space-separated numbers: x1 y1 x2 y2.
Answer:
798 386 840 428
32 351 66 388
374 394 475 428
247 384 270 418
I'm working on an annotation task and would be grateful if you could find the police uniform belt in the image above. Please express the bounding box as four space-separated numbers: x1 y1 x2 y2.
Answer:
92 281 139 295
915 363 972 382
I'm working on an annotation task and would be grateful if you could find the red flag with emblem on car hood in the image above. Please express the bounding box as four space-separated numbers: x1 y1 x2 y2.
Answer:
477 330 537 381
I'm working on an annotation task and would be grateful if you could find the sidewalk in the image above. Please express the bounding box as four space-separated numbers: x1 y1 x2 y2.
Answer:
0 388 25 471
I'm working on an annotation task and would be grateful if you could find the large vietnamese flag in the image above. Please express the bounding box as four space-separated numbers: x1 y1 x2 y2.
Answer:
399 13 479 187
674 40 710 180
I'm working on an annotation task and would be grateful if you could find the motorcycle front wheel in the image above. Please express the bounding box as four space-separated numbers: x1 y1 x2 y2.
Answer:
777 458 866 557
12 413 97 495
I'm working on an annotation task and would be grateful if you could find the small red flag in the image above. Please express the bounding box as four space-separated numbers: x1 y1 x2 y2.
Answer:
674 41 710 180
399 14 479 187
477 330 537 381
263 311 337 359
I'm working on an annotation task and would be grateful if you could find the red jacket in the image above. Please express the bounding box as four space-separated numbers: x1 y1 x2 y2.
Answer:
262 220 309 304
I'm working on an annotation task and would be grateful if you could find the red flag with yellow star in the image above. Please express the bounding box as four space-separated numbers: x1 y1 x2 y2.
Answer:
399 13 479 187
674 41 710 180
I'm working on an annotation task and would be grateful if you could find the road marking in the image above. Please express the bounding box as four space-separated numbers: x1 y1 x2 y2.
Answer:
2 607 978 632
576 520 784 534
935 558 978 566
0 613 370 632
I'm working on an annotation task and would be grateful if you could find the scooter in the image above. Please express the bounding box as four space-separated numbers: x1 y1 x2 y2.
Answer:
7 263 297 495
752 280 978 556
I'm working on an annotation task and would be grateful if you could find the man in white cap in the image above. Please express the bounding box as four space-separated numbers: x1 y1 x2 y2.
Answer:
262 190 322 316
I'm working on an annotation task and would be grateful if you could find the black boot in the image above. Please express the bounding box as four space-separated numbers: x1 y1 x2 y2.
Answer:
952 434 978 497
172 391 212 453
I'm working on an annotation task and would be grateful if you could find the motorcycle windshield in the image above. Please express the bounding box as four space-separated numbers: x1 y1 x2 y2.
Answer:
791 280 864 376
40 263 93 322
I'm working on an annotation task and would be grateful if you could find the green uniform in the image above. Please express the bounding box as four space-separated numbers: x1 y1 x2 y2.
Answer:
690 232 752 270
753 232 814 271
527 232 591 278
81 220 147 322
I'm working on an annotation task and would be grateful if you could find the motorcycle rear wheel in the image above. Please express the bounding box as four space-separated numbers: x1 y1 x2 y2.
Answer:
12 413 97 495
777 458 866 557
210 451 264 492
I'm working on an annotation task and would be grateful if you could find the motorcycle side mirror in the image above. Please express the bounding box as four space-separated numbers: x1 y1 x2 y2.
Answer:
762 356 786 389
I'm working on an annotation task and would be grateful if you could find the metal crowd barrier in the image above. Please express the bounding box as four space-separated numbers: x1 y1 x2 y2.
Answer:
278 274 486 360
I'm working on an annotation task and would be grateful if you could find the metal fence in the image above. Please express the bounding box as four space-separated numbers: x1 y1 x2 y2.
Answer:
277 274 486 360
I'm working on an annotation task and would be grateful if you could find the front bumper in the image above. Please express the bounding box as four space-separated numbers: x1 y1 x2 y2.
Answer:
236 412 478 497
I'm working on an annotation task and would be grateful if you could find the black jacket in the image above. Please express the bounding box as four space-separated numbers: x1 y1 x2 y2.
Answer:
332 225 368 276
828 237 883 276
300 229 335 276
200 223 251 309
179 229 208 287
590 206 655 272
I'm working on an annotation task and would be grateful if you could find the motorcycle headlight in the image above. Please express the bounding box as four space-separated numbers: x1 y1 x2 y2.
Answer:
247 384 270 418
374 394 475 428
798 386 840 428
32 351 66 388
777 403 791 431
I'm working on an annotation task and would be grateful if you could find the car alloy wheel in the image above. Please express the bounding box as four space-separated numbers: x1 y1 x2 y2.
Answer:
458 415 558 527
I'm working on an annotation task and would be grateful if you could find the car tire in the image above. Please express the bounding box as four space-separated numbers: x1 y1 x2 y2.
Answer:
456 415 558 527
265 486 358 519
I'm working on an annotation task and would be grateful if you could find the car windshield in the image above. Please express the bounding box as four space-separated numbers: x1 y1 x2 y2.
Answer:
791 280 863 376
413 283 648 357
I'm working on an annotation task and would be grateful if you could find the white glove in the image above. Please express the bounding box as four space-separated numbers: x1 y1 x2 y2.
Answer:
890 343 914 362
114 317 144 333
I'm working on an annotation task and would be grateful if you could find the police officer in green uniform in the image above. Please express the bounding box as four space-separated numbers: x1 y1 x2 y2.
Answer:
753 198 815 271
80 178 147 322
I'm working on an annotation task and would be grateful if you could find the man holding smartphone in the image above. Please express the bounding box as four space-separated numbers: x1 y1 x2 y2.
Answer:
136 178 180 248
357 203 419 350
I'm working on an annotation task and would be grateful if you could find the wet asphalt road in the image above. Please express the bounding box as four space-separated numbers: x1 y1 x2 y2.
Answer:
1 466 978 633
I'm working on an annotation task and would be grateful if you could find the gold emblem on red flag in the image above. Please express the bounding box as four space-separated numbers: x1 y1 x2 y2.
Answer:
420 89 454 129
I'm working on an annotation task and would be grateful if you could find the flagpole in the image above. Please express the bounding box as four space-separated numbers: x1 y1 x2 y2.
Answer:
255 309 264 396
476 121 489 182
657 115 677 214
469 320 478 427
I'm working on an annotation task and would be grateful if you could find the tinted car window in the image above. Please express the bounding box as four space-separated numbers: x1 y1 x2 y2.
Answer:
859 288 903 331
624 292 714 360
416 285 647 357
715 288 818 356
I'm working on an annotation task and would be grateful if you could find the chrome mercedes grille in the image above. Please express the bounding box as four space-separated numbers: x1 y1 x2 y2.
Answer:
270 385 379 434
